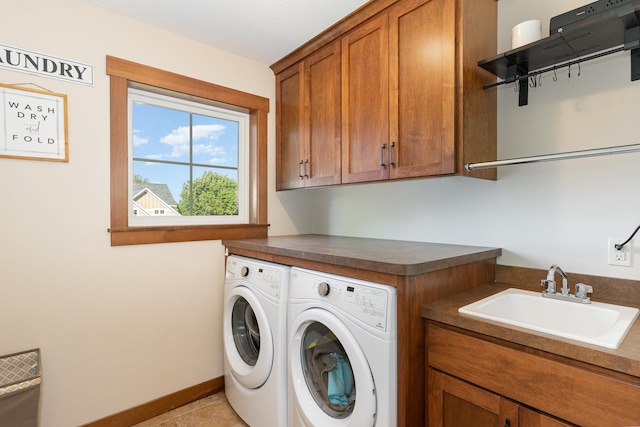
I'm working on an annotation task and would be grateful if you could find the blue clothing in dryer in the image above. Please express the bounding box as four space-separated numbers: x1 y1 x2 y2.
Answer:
327 352 354 406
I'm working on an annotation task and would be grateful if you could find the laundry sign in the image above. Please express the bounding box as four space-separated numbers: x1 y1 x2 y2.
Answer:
0 83 68 162
0 43 93 86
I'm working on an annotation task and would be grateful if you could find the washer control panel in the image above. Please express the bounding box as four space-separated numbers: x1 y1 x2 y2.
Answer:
226 256 288 299
290 267 396 332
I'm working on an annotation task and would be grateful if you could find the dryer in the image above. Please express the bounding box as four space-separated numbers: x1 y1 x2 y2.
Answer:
288 267 397 427
223 255 290 427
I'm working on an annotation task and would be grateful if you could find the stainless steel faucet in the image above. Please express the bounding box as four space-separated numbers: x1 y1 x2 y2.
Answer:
541 264 569 295
540 264 592 303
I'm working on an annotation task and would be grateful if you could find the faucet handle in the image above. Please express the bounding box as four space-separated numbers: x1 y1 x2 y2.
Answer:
541 279 556 294
575 283 593 299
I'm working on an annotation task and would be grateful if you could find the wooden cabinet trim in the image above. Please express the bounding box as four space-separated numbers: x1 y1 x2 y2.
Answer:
270 0 399 74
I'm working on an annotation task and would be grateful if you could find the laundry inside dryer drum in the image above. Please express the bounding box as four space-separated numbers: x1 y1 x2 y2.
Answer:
232 297 260 366
301 322 356 419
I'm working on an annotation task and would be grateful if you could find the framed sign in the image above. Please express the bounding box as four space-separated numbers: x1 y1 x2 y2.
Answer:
0 83 68 162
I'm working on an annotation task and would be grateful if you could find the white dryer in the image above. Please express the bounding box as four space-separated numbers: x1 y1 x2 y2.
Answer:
223 255 290 427
288 267 397 427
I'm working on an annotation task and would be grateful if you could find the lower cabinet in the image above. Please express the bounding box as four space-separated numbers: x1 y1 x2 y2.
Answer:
428 369 575 427
426 322 640 426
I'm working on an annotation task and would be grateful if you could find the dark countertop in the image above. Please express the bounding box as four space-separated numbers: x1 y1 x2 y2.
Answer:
222 234 502 276
422 283 640 378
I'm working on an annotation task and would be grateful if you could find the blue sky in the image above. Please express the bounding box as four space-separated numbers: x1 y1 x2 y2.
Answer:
131 101 239 202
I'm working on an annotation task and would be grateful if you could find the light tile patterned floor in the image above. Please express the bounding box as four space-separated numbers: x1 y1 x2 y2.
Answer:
132 391 249 427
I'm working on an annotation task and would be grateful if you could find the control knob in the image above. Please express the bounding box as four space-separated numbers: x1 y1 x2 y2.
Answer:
240 266 250 277
318 282 330 297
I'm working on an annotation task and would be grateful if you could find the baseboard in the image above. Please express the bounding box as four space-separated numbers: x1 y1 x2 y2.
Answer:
81 377 224 427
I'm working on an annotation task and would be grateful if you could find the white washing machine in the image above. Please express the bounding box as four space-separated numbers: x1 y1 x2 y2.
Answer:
288 267 397 427
223 255 290 427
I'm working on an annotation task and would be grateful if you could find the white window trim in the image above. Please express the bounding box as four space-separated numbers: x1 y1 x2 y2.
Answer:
127 88 250 227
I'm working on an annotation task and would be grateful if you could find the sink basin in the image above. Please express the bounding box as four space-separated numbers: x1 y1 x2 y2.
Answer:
458 288 639 349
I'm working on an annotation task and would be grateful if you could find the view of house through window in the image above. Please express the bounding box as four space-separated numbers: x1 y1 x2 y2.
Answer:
128 88 249 226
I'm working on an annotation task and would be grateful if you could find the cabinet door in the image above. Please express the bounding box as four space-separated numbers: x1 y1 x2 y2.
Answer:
520 407 576 427
389 0 456 179
304 41 342 187
276 63 305 190
341 13 390 184
428 368 519 427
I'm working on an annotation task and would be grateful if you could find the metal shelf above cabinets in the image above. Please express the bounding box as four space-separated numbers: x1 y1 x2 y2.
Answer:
478 2 640 106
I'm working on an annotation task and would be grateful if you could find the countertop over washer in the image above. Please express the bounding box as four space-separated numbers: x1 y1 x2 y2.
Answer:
222 234 502 277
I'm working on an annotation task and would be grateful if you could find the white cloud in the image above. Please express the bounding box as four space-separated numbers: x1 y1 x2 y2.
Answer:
133 129 148 147
160 124 228 160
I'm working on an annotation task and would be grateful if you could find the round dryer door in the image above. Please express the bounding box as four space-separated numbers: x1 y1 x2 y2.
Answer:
224 285 274 389
289 308 376 427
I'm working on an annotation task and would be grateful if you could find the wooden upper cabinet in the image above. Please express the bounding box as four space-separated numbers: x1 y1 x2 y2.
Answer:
305 41 342 188
276 42 341 190
389 0 456 179
342 0 457 185
276 62 305 190
341 13 390 184
273 0 497 190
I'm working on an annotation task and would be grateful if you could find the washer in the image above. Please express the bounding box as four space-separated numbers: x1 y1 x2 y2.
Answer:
288 267 397 427
223 255 290 427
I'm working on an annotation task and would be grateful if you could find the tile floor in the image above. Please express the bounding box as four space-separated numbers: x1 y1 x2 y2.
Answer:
132 391 249 427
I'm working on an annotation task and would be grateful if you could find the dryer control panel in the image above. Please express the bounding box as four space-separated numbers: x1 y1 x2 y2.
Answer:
290 268 396 332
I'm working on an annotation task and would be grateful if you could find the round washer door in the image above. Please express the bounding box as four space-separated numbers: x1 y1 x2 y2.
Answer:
224 285 274 389
289 308 376 427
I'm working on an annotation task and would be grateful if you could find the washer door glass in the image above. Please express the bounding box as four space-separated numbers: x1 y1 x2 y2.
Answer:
302 321 355 418
290 308 376 426
224 285 273 389
232 296 261 365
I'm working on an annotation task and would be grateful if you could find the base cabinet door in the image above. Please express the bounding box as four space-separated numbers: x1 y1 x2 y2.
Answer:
428 369 576 427
519 407 576 427
428 368 519 427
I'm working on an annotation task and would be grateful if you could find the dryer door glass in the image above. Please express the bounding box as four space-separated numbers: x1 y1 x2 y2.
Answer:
231 296 260 366
301 321 355 418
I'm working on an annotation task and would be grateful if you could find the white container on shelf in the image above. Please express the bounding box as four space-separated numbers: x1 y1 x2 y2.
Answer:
512 19 542 49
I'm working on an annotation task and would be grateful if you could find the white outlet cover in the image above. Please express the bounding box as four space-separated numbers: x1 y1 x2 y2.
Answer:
608 238 632 267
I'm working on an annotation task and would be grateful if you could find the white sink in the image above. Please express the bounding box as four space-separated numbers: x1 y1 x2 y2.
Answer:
458 288 639 349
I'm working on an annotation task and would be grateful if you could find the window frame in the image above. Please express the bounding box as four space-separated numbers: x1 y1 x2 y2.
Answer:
107 56 269 246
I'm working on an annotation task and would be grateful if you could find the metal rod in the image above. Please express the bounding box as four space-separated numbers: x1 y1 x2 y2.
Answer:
465 143 640 171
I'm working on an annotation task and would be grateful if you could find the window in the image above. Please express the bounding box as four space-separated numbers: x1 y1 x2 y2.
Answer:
128 88 249 226
107 56 269 246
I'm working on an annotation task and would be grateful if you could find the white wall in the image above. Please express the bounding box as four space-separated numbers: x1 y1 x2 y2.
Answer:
0 1 311 426
311 0 640 280
3 0 639 425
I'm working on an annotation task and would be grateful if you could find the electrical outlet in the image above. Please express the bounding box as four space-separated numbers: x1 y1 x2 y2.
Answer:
608 238 632 266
